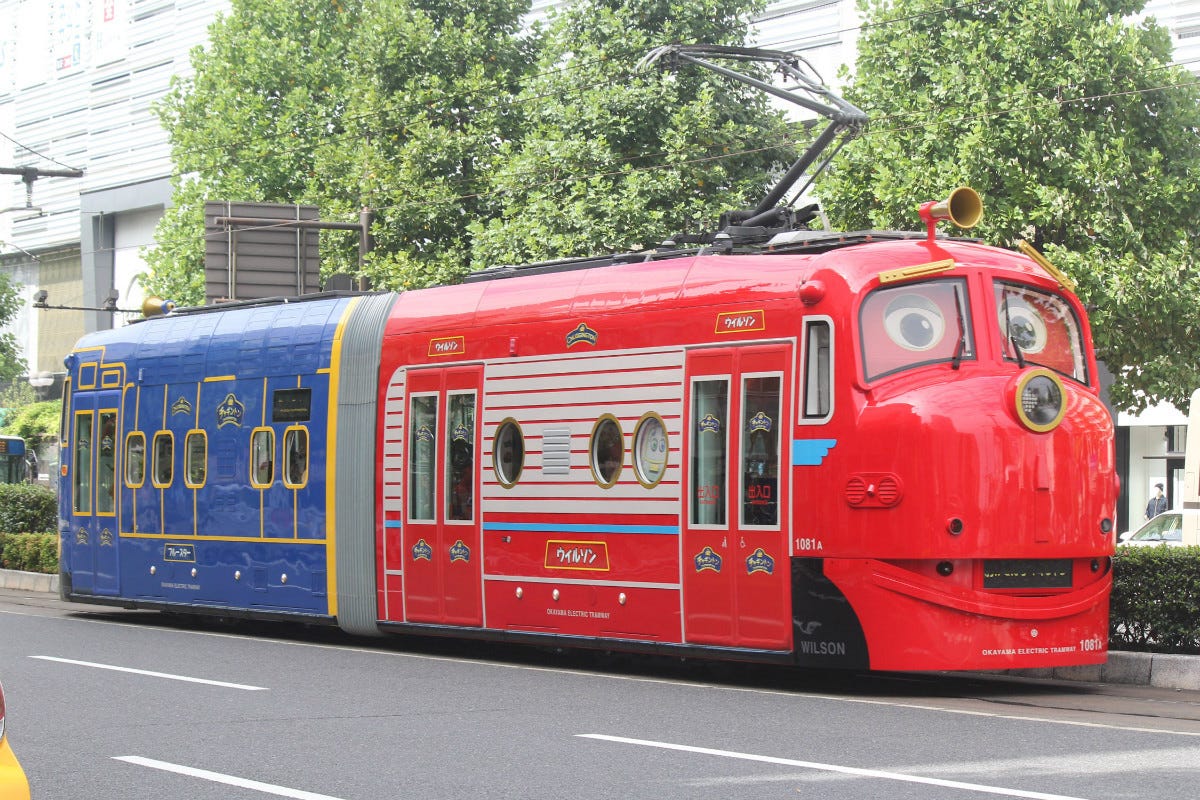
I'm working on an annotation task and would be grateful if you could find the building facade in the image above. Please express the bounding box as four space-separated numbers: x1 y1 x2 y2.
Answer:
1 0 1195 528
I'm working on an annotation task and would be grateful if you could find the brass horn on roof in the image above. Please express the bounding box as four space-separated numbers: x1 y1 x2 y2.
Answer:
919 186 983 242
142 297 177 318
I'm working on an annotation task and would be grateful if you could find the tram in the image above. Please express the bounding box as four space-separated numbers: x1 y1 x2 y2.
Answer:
56 46 1117 671
55 184 1117 671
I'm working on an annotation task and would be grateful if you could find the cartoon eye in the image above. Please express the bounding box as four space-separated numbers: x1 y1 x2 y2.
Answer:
999 303 1047 354
883 294 945 351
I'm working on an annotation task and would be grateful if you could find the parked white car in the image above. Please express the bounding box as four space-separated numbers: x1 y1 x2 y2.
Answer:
1118 509 1200 547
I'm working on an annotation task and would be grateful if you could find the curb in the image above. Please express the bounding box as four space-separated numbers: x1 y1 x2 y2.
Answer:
1 569 1194 690
0 568 58 594
1005 651 1200 691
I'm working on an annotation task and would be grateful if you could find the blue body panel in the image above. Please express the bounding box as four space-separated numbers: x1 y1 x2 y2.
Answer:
59 296 353 618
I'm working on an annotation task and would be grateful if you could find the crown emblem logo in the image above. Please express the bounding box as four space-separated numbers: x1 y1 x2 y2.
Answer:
748 411 773 433
693 546 723 573
746 548 775 575
566 323 598 347
216 393 245 428
449 540 471 563
412 539 433 561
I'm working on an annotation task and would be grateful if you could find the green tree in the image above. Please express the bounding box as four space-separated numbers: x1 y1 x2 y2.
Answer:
321 0 534 289
469 0 797 266
147 0 532 301
0 273 23 381
817 0 1200 412
1 399 61 446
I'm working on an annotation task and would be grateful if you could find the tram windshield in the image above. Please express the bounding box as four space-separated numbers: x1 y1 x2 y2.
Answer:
994 282 1087 384
860 278 974 381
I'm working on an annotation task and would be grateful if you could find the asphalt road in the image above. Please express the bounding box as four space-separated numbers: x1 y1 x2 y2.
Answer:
2 587 1200 800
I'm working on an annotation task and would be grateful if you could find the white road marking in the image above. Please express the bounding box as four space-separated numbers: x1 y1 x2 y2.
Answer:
6 608 1198 737
32 655 268 690
113 756 343 800
578 734 1094 800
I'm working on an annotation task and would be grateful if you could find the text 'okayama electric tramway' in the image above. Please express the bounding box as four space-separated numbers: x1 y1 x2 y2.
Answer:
56 46 1117 672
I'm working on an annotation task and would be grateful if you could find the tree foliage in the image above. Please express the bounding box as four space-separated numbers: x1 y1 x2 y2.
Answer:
0 399 61 446
0 273 23 381
817 0 1200 412
469 0 796 265
147 0 532 301
148 0 798 299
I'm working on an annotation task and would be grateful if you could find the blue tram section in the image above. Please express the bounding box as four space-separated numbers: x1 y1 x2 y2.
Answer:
59 295 366 620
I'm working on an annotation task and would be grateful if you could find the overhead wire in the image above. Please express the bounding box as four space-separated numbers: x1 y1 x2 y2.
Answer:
16 0 1200 259
0 130 84 173
126 64 1200 261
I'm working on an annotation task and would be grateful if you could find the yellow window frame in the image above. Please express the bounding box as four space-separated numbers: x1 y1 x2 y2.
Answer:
282 425 309 489
184 429 208 489
151 431 175 489
589 414 625 489
71 410 94 515
124 432 147 488
250 426 275 488
95 408 119 517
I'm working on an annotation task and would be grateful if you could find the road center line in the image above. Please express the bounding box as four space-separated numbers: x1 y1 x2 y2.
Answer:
32 656 268 690
577 734 1093 800
113 756 343 800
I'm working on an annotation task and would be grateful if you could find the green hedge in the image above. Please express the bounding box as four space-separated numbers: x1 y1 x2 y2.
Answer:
1110 546 1200 654
0 483 57 534
0 532 57 574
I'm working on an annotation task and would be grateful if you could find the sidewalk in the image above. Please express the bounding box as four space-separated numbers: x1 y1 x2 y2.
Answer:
3 568 1196 690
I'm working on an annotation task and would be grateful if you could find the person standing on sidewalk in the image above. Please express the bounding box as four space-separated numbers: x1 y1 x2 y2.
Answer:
1145 483 1168 520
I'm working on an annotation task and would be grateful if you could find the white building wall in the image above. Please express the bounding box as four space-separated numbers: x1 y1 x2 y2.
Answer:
113 205 159 314
0 0 229 254
751 0 860 89
1145 0 1200 74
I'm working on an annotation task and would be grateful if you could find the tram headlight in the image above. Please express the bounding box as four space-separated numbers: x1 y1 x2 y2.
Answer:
1013 368 1066 433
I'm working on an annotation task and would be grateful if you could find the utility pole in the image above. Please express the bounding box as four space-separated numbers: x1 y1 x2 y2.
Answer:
0 165 85 212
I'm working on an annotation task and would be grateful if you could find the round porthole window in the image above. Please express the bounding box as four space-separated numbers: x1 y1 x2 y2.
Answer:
633 413 668 488
493 419 525 488
590 415 624 488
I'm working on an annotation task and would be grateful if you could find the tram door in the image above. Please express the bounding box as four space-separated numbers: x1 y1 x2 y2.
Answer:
402 366 483 626
65 388 122 596
682 345 791 650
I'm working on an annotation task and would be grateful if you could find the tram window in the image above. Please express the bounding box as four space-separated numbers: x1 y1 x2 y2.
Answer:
125 433 146 488
283 427 309 487
493 419 524 488
802 319 832 420
690 379 728 526
72 412 93 514
250 428 274 487
409 395 437 520
184 431 207 488
633 413 668 488
59 381 70 444
590 415 624 488
96 411 117 514
860 278 973 381
152 431 174 488
741 376 781 527
446 394 475 521
994 282 1087 383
